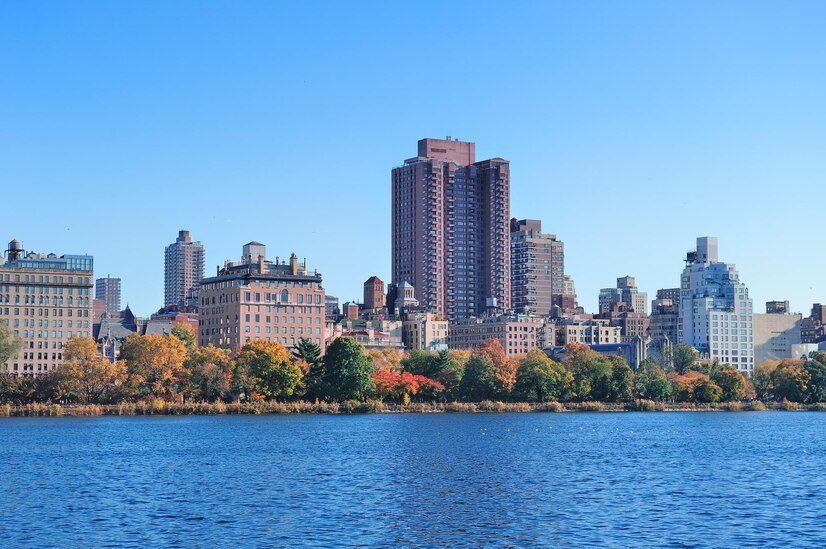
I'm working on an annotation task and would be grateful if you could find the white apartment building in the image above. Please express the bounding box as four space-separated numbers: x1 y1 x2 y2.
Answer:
679 237 754 375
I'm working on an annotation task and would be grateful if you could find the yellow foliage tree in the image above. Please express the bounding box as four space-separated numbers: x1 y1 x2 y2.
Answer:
121 333 188 401
55 336 127 403
368 347 405 372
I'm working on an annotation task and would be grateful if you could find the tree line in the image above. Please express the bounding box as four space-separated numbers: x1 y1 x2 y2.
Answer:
1 320 825 406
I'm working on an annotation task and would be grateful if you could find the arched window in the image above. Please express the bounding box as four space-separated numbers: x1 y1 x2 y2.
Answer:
280 289 289 303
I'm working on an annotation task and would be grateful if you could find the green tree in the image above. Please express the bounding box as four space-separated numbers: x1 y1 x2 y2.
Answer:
294 337 323 398
320 337 374 401
402 349 438 378
235 341 303 400
770 360 810 402
607 356 635 402
0 373 24 404
672 344 698 374
711 366 749 401
434 350 468 400
513 349 571 402
170 323 196 350
457 354 498 401
634 360 673 402
803 358 826 403
0 320 22 366
752 361 777 400
564 344 613 401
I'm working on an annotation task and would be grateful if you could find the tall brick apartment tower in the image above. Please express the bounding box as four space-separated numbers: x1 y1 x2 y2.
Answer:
391 138 510 321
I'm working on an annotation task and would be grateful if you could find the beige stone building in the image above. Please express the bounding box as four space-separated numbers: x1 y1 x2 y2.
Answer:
0 239 94 376
449 314 545 357
556 318 622 347
198 242 325 352
753 310 802 364
402 312 449 352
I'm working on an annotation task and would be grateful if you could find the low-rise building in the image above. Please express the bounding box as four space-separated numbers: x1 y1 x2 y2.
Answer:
449 313 546 357
753 304 802 364
402 312 449 352
555 318 622 347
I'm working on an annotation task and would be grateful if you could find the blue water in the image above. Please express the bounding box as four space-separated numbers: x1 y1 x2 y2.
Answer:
0 412 823 547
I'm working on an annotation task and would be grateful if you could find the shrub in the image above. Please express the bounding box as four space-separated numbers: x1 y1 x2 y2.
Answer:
536 401 564 412
628 399 664 412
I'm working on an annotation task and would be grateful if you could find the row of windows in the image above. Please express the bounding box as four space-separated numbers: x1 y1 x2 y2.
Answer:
0 274 91 284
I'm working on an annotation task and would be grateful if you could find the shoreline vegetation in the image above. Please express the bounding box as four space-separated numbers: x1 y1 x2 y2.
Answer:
2 323 826 419
2 399 825 417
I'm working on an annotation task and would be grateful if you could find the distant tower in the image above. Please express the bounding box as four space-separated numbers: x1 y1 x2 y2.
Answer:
164 230 205 308
363 276 385 311
95 276 122 315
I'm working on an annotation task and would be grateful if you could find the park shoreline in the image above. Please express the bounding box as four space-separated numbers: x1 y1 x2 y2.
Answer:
2 399 824 417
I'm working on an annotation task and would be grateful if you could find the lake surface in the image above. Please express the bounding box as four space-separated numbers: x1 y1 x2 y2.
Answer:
0 412 824 547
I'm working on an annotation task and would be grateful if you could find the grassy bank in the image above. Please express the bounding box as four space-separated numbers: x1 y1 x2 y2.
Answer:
2 400 825 417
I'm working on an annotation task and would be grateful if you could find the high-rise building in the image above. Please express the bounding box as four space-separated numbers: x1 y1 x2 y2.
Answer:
510 218 564 317
363 276 385 311
392 137 510 322
0 239 94 376
599 276 648 315
95 275 121 315
753 301 802 365
164 230 205 308
679 237 754 374
198 243 325 352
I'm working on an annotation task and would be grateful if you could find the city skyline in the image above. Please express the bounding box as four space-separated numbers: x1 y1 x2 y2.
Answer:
3 2 826 316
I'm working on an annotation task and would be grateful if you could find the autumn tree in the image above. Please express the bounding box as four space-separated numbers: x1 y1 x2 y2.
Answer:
121 333 188 401
710 366 750 401
368 347 404 373
319 337 374 401
668 371 721 403
54 336 127 403
234 341 303 400
372 370 444 403
513 349 572 402
188 345 234 402
170 323 196 350
480 339 517 397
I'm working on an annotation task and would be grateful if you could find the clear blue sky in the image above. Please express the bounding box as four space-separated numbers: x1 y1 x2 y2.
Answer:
2 1 825 316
